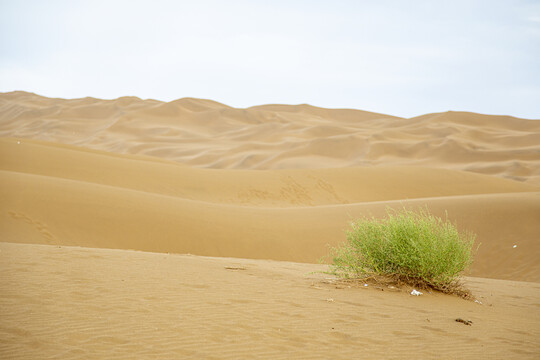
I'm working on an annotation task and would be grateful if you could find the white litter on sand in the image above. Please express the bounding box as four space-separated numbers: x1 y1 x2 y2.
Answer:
410 289 423 296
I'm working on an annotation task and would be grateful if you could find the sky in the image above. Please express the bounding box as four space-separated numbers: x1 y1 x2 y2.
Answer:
1 0 539 118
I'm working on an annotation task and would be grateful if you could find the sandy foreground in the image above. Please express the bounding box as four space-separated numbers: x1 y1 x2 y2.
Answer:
1 242 539 359
1 91 540 358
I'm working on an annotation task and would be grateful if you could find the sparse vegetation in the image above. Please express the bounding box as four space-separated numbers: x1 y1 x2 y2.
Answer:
329 208 476 293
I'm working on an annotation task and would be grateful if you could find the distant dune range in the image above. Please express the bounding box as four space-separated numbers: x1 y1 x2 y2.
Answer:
2 91 539 183
1 91 539 282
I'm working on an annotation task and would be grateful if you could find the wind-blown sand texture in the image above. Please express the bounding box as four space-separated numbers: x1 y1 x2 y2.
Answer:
1 91 539 358
1 242 539 359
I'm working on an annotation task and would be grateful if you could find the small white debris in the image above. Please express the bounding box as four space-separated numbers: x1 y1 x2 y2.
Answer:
474 300 483 305
513 245 517 248
410 289 423 296
326 298 334 302
364 284 368 287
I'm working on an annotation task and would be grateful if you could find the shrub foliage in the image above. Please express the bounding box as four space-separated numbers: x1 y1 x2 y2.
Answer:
329 208 476 292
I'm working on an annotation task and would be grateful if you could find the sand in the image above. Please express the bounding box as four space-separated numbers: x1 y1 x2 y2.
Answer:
1 91 539 358
1 242 539 359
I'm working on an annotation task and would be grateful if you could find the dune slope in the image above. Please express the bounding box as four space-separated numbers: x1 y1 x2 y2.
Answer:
1 92 539 282
1 138 539 282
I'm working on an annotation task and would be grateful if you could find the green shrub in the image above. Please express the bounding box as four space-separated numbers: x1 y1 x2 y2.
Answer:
329 208 476 292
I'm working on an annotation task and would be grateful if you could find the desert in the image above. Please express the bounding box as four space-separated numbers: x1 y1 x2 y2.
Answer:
1 91 539 359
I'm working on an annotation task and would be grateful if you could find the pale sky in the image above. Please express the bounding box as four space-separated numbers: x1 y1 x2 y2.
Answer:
1 0 539 118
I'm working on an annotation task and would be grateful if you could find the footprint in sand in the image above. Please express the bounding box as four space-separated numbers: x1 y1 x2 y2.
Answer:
8 211 56 243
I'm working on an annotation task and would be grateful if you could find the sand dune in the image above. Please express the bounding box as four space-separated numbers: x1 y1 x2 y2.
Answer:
1 138 537 205
1 137 539 281
1 91 539 358
1 92 539 282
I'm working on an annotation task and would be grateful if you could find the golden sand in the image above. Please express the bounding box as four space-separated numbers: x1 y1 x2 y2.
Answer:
1 91 539 358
